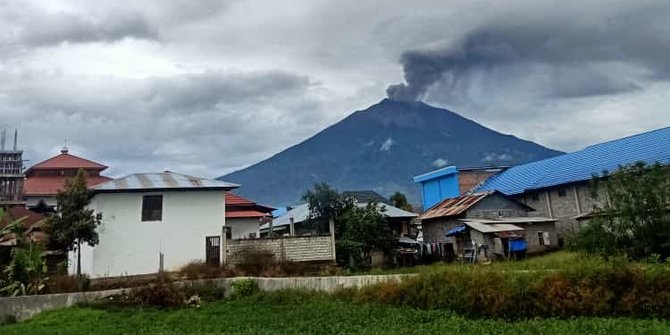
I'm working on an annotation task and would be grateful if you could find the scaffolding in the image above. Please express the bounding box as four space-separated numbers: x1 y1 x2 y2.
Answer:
0 129 24 205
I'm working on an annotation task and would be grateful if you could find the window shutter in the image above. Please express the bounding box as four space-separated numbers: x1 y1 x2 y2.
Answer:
543 232 551 246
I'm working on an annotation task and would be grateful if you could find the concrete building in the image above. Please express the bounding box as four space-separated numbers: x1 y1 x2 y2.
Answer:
419 191 557 261
23 147 112 212
225 193 274 239
0 129 23 206
73 171 238 278
475 126 670 240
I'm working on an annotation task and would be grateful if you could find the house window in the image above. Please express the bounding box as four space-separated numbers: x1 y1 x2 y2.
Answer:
142 195 163 221
557 189 567 197
538 231 551 246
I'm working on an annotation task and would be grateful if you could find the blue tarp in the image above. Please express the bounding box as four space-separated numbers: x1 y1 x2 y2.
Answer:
446 225 466 236
508 239 527 251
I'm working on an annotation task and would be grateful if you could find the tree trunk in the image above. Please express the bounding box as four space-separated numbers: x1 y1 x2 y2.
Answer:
76 239 81 277
77 239 83 291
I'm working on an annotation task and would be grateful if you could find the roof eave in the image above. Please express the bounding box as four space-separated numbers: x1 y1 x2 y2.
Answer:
93 186 239 194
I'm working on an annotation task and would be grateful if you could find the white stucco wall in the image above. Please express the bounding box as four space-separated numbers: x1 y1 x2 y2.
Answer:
227 217 261 239
71 190 225 278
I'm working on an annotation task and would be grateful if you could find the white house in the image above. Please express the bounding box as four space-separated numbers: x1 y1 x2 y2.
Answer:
70 171 238 278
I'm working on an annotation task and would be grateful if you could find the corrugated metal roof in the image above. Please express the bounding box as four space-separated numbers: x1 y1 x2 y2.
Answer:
461 217 556 224
261 202 418 230
419 191 493 221
342 190 391 205
461 221 524 234
476 126 670 195
94 171 239 192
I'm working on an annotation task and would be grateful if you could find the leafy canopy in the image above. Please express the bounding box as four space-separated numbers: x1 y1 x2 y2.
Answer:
302 184 396 268
389 192 413 212
46 169 102 252
574 162 670 260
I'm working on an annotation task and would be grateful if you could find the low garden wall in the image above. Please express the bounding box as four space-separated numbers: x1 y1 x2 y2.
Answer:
226 235 335 264
0 274 411 322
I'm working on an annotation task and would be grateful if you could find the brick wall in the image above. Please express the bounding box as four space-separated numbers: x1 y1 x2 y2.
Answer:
518 183 610 239
522 221 560 254
226 236 334 265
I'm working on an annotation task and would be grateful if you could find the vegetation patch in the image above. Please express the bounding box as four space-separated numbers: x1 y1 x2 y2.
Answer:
342 258 670 319
2 293 669 334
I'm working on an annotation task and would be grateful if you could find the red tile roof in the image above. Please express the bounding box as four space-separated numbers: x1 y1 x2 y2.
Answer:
23 175 113 196
226 210 268 218
0 206 47 246
26 152 108 174
225 193 275 218
225 193 254 206
0 206 45 229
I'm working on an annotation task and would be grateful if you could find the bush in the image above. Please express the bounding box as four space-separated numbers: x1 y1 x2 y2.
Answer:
127 282 186 309
46 274 90 293
235 249 276 276
342 262 670 319
178 261 239 280
181 282 227 302
231 279 259 299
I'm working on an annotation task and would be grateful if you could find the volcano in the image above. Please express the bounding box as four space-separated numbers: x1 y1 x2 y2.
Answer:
219 99 562 206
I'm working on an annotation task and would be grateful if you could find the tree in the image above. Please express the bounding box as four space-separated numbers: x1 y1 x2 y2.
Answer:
302 184 395 268
302 183 353 237
573 162 670 260
45 169 102 277
389 192 413 212
338 203 396 268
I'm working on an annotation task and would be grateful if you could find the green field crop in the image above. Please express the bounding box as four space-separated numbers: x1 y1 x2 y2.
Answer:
2 292 669 335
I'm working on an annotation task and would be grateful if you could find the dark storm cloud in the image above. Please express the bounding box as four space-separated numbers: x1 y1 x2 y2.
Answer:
0 69 322 177
387 1 670 101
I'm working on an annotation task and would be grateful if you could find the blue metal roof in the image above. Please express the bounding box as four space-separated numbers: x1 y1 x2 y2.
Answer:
412 166 457 183
476 126 670 195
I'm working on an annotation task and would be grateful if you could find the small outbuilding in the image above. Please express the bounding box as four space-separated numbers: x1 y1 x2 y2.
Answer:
225 193 275 239
419 191 557 262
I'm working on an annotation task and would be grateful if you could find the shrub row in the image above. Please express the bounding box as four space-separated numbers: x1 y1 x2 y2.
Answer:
337 262 670 319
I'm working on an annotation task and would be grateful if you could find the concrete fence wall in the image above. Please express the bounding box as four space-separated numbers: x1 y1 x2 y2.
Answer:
226 235 335 264
0 274 413 322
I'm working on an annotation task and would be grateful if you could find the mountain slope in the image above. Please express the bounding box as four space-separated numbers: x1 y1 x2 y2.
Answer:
219 99 563 206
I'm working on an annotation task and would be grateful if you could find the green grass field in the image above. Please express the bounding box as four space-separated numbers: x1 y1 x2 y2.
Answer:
2 293 669 335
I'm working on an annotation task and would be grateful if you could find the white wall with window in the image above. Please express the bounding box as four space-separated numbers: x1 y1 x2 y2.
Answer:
226 217 262 239
72 190 226 278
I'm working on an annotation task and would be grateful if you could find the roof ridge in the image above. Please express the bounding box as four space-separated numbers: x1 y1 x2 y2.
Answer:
28 152 107 171
581 126 670 151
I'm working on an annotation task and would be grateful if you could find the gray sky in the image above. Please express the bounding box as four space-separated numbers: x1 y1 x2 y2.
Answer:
1 0 669 178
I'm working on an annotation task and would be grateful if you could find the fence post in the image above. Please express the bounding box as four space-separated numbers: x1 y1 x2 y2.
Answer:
329 218 336 262
159 252 164 273
221 226 228 265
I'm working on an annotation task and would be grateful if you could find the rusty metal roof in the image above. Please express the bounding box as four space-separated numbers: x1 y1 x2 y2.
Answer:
419 191 494 221
93 171 239 193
